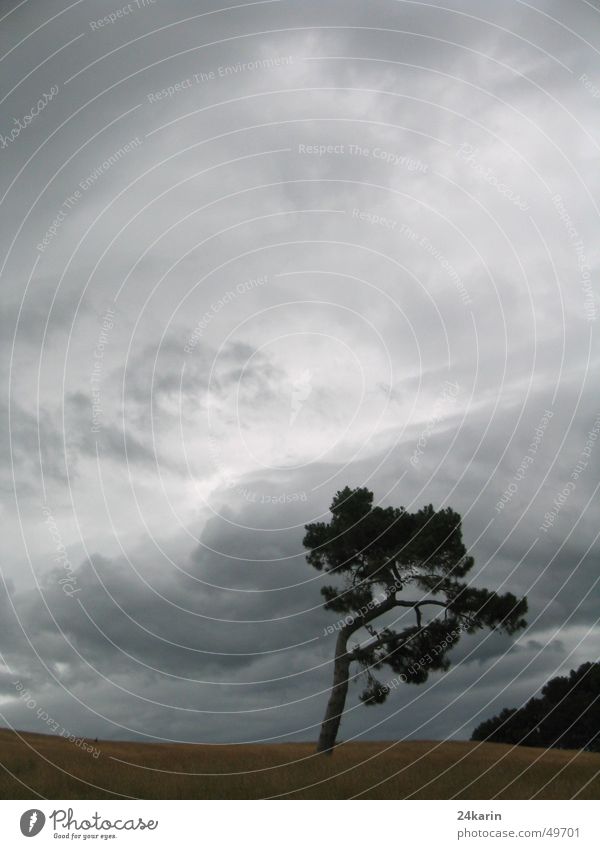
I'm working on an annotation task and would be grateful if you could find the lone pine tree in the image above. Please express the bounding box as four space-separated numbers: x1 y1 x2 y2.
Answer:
304 487 528 754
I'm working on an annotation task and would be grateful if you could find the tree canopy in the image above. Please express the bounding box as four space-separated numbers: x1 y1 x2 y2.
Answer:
471 662 600 752
304 486 528 751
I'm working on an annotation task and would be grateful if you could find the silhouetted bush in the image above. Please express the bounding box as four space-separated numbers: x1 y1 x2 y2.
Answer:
472 662 600 752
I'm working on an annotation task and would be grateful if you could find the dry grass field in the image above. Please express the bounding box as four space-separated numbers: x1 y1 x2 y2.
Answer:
1 729 599 799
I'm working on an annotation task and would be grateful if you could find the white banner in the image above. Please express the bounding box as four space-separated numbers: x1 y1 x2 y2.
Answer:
0 800 598 848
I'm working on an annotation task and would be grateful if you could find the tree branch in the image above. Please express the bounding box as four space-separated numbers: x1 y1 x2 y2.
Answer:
349 601 475 660
345 596 451 636
413 600 448 609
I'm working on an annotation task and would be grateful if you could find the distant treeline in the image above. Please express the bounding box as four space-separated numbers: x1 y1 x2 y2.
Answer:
471 662 600 752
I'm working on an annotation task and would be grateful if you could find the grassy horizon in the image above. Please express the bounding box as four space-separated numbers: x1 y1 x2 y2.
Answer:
1 729 599 799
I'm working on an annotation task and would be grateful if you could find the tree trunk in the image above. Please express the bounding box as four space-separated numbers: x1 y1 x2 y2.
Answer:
316 630 352 754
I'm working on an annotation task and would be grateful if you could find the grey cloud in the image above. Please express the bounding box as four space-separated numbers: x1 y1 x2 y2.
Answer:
1 0 598 747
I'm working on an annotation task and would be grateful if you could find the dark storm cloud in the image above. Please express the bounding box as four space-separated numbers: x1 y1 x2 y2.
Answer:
0 397 71 495
66 390 159 466
2 405 598 743
0 505 334 741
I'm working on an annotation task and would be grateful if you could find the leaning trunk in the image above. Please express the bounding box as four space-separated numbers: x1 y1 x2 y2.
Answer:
316 630 352 754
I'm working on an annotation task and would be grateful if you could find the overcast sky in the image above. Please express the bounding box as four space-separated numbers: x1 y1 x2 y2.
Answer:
0 0 599 750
